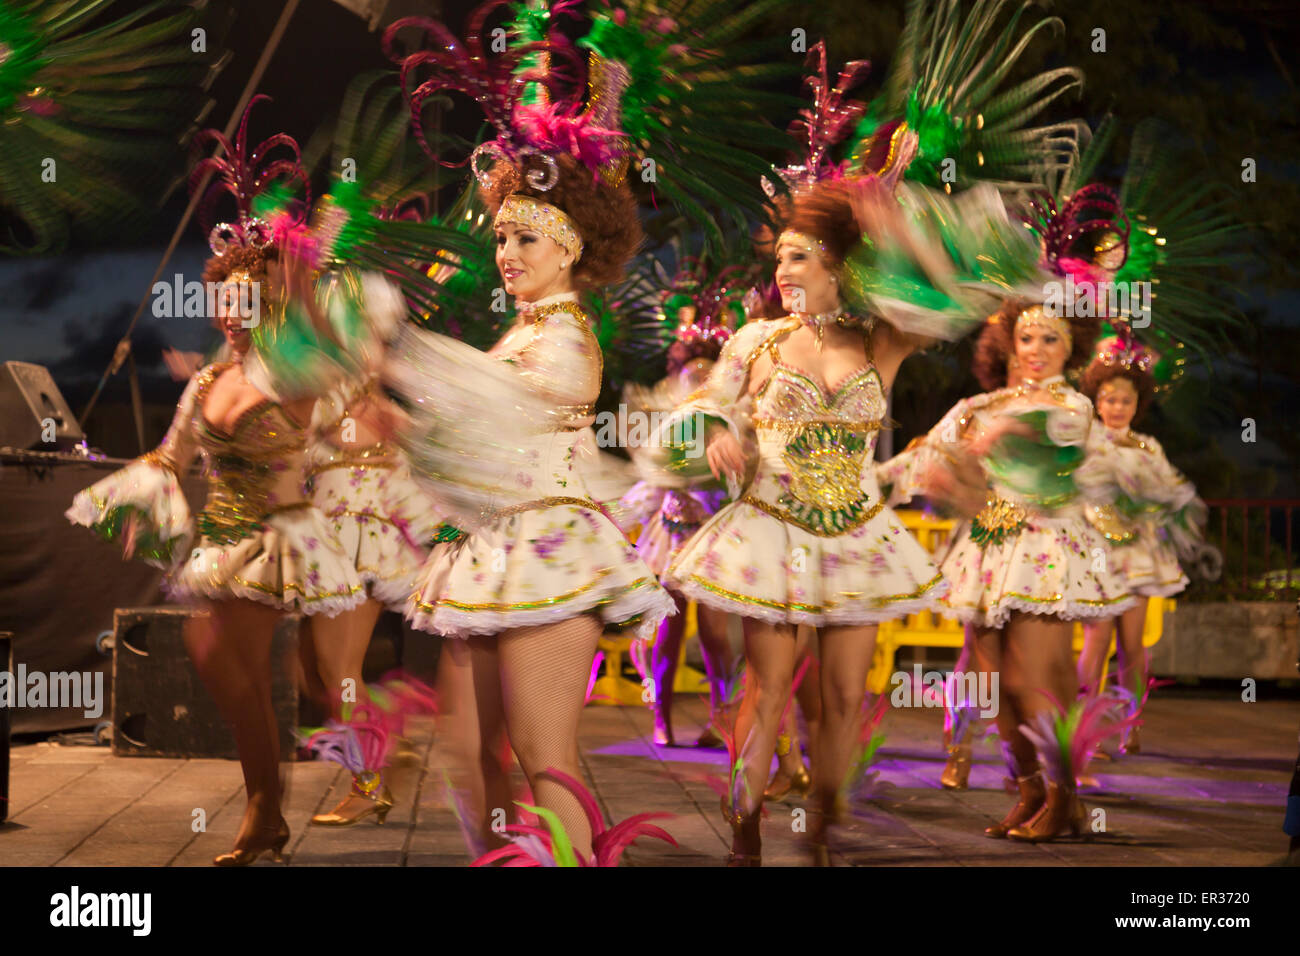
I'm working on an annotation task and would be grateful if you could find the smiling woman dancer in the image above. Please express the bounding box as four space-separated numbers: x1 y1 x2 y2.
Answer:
383 41 677 861
661 169 1039 865
67 103 411 865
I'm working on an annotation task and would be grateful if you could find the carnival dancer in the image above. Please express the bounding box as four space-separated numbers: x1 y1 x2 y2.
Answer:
877 316 1025 792
1076 332 1209 754
299 376 443 825
382 0 802 860
67 99 420 865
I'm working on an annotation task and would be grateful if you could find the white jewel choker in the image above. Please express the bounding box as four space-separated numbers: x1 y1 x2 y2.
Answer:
796 307 846 349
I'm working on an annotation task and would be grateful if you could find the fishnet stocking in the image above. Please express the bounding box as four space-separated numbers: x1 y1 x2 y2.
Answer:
497 614 601 859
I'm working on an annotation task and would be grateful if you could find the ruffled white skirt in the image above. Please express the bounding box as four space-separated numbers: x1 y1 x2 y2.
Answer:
940 506 1136 627
663 496 947 627
1112 522 1188 598
68 460 364 616
309 460 439 610
170 504 367 617
408 500 676 640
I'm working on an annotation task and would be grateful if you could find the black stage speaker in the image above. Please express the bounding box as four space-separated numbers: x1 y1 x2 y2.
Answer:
1 633 10 824
0 361 84 450
110 608 300 759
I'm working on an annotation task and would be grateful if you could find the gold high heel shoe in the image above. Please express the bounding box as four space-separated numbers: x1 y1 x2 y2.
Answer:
1119 725 1141 755
214 820 289 867
311 771 395 827
764 732 812 799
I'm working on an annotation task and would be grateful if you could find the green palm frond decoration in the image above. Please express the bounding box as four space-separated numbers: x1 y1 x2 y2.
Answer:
1113 119 1250 361
849 0 1085 192
0 0 228 254
578 0 801 250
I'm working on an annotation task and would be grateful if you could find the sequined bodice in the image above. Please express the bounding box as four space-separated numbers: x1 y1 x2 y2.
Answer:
755 363 887 429
744 363 888 536
193 365 308 544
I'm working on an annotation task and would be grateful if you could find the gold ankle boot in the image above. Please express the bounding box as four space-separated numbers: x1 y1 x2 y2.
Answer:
984 773 1046 839
941 739 973 790
721 796 761 867
311 771 395 827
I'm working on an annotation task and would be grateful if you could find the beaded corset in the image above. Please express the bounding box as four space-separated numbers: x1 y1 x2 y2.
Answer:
193 364 308 545
746 362 887 536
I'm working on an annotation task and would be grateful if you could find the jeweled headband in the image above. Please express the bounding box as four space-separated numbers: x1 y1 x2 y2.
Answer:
777 230 830 263
494 193 584 262
1014 304 1073 351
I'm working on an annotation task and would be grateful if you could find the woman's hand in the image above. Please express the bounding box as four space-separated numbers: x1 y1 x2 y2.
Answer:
279 235 337 344
921 460 987 518
161 348 203 382
705 425 746 482
122 513 140 560
964 417 1033 459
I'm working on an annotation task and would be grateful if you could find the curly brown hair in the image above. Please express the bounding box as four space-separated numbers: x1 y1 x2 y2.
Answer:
972 303 1016 391
1080 361 1154 424
972 300 1102 391
480 153 642 290
202 243 277 286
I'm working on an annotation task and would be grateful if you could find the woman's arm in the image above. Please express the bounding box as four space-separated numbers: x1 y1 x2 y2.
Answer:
66 368 208 565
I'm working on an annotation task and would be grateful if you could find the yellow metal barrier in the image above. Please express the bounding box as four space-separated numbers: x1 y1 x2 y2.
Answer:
591 605 711 706
867 510 1170 693
592 510 1167 705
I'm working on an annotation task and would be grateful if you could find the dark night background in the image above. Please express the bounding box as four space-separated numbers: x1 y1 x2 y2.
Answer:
1 0 1296 507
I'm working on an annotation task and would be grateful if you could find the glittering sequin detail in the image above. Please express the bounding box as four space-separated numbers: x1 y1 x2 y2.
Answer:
969 498 1028 548
193 368 308 546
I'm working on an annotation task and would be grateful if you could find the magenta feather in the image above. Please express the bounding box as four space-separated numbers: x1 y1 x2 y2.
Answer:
772 40 872 192
596 815 679 867
470 767 677 866
383 2 584 166
188 94 309 236
514 102 630 177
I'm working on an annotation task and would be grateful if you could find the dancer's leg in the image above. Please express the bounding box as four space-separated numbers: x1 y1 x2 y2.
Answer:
1008 611 1077 721
1114 599 1150 752
651 590 688 745
311 598 384 720
1113 599 1148 698
497 615 601 859
1078 617 1115 697
812 624 875 841
941 624 983 789
695 601 737 718
769 626 817 791
1004 612 1083 842
186 599 283 848
794 626 823 773
974 622 1044 836
733 620 797 814
461 636 513 849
